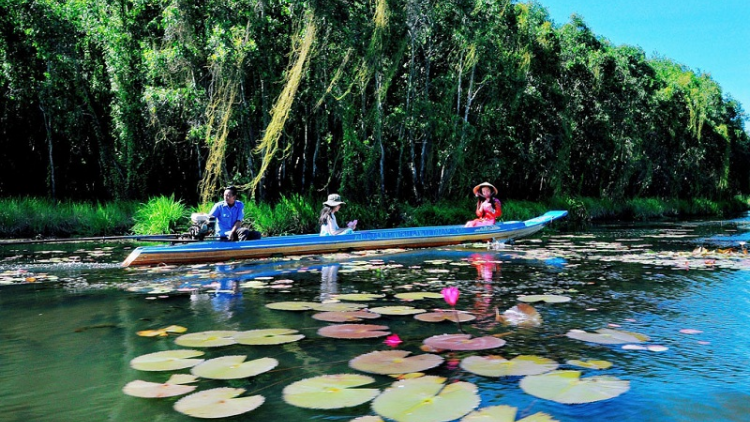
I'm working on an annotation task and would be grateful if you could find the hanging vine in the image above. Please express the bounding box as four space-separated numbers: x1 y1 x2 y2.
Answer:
244 12 317 197
198 23 253 204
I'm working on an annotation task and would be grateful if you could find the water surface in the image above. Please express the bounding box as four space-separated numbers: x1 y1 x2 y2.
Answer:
1 218 749 422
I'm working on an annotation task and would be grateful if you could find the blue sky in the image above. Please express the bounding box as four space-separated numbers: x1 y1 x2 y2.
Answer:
539 0 750 126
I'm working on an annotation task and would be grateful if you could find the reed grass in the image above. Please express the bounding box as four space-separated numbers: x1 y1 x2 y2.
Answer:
1 195 747 239
131 195 187 235
0 197 137 238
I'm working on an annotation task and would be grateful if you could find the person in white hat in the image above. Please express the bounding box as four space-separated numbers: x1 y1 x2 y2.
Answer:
319 193 357 235
465 182 502 227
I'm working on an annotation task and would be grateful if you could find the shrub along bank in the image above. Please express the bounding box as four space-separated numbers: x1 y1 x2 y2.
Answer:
1 195 748 239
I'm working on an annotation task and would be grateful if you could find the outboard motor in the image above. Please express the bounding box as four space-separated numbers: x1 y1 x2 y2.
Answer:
188 213 216 240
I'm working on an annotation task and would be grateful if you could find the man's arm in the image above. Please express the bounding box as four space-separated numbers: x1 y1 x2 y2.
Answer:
229 202 245 238
208 202 221 217
229 220 242 238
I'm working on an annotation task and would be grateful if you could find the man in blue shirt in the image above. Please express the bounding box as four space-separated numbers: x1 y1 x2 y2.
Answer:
208 186 261 241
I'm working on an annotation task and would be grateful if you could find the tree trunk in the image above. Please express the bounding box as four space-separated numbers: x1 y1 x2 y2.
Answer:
439 59 476 197
302 110 309 188
376 72 386 198
40 104 56 200
420 43 432 194
406 20 419 200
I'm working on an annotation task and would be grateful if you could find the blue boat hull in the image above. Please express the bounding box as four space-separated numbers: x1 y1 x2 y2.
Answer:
122 210 567 267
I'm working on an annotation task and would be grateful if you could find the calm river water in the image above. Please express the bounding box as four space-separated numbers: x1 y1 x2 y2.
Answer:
1 217 749 422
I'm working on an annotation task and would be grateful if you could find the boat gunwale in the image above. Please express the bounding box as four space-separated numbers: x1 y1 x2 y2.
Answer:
122 211 567 266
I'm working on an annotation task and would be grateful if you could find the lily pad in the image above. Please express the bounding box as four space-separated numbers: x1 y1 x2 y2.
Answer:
123 374 198 398
191 355 278 380
174 330 239 348
460 355 558 377
520 370 630 404
461 405 557 422
372 375 480 422
265 301 320 311
368 306 427 316
415 311 476 323
137 325 188 337
351 417 385 422
566 359 613 370
349 350 444 374
233 328 305 345
423 334 506 351
130 349 205 372
394 292 444 300
314 302 369 312
517 295 571 303
336 293 385 301
174 387 265 418
566 328 649 345
318 324 391 339
495 304 542 327
283 374 380 409
313 311 382 323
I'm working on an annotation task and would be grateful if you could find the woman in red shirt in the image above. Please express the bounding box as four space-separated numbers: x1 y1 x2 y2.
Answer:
465 182 502 227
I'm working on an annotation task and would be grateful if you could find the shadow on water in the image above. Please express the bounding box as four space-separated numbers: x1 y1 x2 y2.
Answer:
1 219 750 421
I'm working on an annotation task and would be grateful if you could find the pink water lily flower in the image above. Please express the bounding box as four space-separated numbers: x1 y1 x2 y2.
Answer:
384 334 403 348
441 286 459 307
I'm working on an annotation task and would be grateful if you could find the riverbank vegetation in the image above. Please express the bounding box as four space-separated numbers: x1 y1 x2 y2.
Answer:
1 196 747 239
2 0 749 209
0 197 137 238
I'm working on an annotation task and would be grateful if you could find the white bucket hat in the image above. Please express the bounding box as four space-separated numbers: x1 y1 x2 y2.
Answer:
323 193 346 207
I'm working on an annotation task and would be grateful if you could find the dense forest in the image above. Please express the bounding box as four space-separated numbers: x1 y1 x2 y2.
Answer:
1 0 748 205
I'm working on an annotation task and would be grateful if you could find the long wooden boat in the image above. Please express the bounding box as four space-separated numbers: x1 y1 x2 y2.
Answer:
122 210 567 267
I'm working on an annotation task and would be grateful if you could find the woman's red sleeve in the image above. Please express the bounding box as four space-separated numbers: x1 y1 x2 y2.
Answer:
492 200 502 218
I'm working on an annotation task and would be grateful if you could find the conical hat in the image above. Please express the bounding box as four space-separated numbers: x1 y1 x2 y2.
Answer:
473 182 498 195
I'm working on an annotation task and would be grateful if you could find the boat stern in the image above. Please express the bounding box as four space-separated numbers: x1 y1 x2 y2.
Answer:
122 247 144 267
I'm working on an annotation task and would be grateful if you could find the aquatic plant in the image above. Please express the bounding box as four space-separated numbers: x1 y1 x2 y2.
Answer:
383 334 403 347
423 334 506 351
130 350 205 372
174 388 265 418
233 328 305 345
462 405 557 421
190 356 278 380
566 328 649 345
372 376 480 422
318 324 391 339
283 374 380 410
131 195 188 234
123 374 198 398
460 355 559 377
441 286 459 307
349 350 443 375
520 371 630 404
